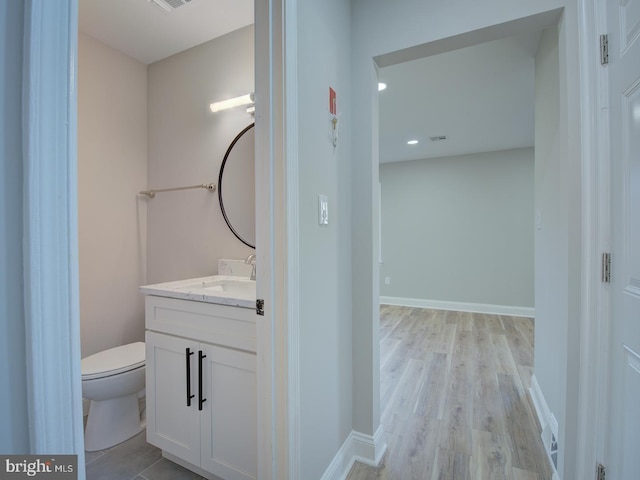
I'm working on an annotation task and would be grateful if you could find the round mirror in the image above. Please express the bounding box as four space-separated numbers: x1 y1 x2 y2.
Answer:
218 123 255 248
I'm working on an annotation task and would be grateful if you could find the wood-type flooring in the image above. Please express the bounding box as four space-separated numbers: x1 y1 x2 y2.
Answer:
347 306 553 480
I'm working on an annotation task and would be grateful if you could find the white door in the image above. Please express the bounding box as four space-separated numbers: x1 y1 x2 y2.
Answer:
606 1 640 478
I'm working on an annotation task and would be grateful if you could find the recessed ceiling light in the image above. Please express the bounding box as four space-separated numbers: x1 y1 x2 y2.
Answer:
378 82 387 91
407 140 419 145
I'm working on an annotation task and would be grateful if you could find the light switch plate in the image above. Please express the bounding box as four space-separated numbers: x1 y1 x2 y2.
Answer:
318 194 329 225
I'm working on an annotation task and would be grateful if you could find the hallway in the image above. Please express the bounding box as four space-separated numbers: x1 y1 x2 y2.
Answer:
348 306 552 480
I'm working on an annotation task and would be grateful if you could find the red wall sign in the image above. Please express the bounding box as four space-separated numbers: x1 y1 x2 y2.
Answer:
329 87 336 115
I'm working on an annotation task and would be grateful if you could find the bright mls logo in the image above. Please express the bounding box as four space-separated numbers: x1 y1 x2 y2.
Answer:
0 456 77 479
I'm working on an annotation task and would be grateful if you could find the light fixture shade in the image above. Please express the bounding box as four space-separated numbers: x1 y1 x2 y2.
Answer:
210 93 254 113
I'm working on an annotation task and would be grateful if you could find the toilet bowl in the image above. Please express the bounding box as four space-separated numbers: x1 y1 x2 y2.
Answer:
82 342 146 452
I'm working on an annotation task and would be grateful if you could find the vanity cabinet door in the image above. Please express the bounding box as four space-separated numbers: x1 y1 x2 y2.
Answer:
199 343 257 480
145 331 200 466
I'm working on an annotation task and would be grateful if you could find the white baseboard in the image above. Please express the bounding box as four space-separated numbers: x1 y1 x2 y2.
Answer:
530 375 550 433
320 426 387 480
380 296 535 318
530 374 560 479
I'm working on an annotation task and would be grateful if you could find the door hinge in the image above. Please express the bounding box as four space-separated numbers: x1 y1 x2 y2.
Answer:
602 253 611 283
600 34 609 65
596 463 606 480
256 298 264 316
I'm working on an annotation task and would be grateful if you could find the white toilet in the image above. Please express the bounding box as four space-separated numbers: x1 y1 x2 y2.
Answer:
81 342 146 452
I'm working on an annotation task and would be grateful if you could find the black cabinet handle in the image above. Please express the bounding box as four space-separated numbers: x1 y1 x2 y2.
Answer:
198 350 207 411
186 348 195 407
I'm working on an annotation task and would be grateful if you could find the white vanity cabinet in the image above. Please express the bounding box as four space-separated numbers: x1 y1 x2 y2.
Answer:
144 295 257 480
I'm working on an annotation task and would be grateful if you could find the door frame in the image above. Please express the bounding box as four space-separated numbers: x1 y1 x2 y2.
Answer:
575 0 611 478
22 0 291 478
22 0 86 461
254 0 298 478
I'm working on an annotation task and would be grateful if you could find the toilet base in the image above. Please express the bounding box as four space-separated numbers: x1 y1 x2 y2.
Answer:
84 393 145 452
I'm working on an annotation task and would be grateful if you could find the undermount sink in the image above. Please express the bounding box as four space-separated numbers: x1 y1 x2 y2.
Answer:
139 275 256 308
176 278 255 296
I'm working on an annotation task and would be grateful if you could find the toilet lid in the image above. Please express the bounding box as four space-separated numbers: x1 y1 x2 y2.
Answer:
81 342 145 380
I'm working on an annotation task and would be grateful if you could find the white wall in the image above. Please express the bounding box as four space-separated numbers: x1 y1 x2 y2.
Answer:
380 148 534 309
78 33 148 357
296 0 353 477
350 2 582 478
534 25 571 471
77 27 255 356
147 26 254 283
0 0 29 453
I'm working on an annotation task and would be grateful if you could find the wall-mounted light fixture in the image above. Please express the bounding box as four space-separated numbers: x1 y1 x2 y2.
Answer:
210 93 255 113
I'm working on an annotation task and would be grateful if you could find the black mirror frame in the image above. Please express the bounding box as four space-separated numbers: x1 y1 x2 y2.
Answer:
218 123 256 249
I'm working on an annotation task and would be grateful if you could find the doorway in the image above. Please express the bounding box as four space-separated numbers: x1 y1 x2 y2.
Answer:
374 29 553 478
360 7 580 473
19 1 283 478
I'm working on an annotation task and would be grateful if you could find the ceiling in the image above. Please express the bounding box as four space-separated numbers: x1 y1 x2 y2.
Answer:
79 0 254 65
379 32 541 164
79 2 539 165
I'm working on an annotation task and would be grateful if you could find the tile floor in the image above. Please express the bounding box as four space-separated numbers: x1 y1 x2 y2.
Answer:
84 431 217 480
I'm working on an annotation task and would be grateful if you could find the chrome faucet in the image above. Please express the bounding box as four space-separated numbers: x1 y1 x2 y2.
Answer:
245 254 256 280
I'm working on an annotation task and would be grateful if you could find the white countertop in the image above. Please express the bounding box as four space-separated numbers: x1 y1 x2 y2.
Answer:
139 275 255 309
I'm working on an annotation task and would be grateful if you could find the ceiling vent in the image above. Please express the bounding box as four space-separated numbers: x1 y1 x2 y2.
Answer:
429 135 447 142
148 0 192 13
